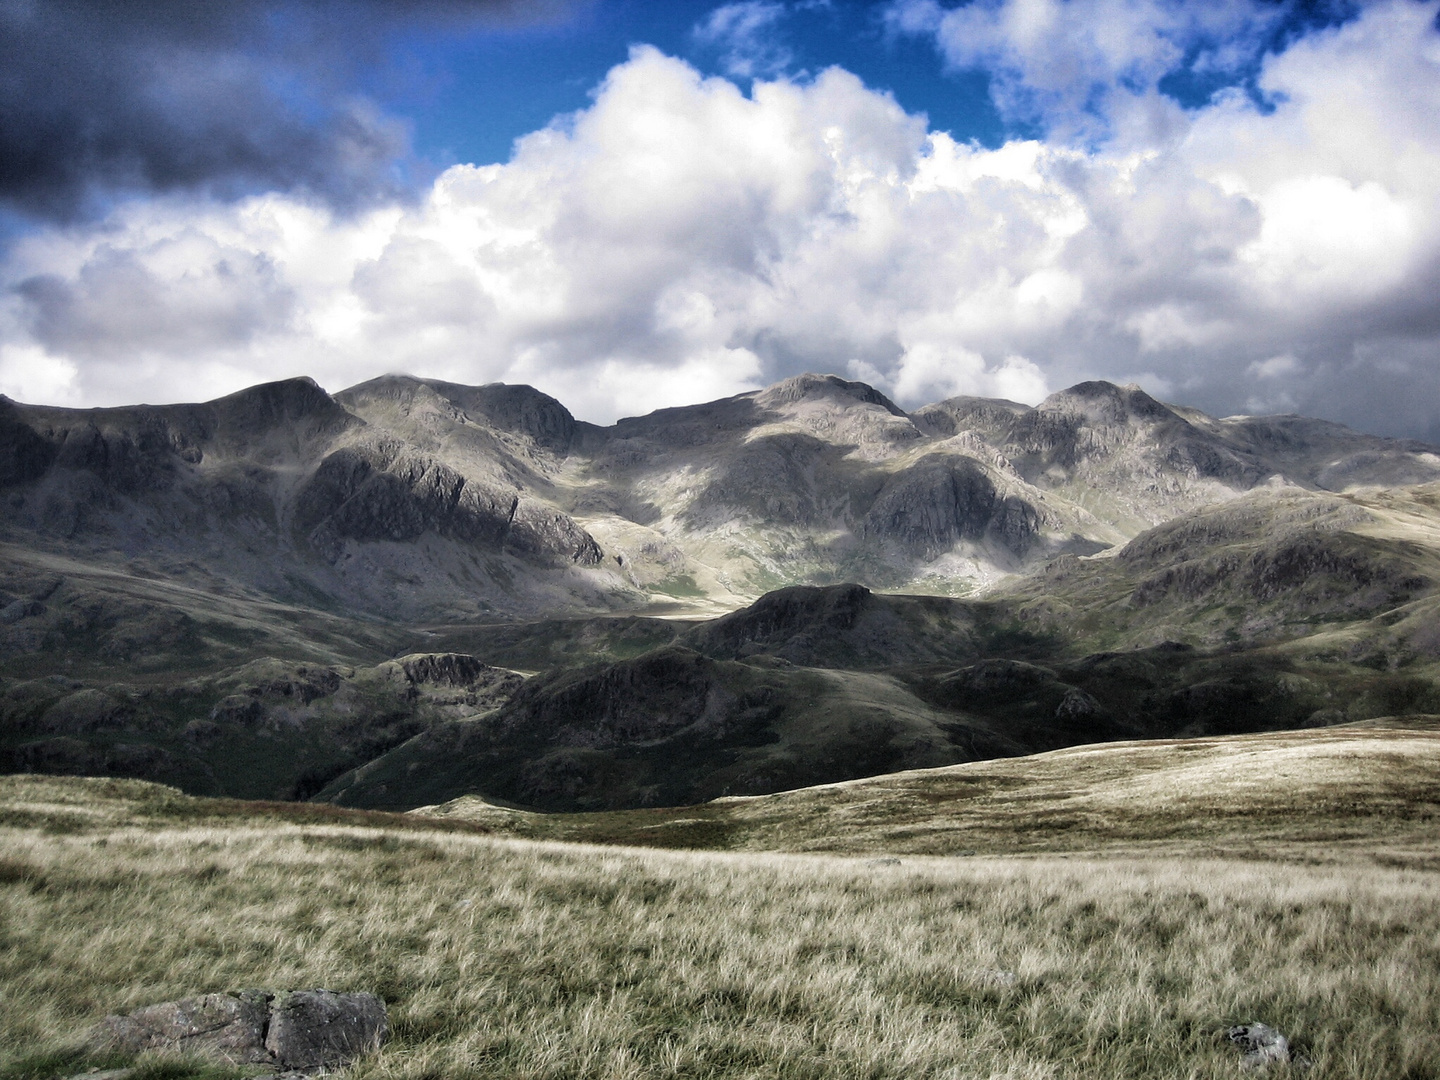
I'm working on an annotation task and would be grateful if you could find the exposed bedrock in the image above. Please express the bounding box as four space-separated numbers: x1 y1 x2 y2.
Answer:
864 456 1040 557
298 442 601 565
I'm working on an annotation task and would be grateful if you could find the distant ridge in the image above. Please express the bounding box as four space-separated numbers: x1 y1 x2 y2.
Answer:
3 371 1438 619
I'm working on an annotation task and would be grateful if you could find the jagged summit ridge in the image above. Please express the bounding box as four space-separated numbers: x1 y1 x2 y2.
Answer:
1 372 1438 618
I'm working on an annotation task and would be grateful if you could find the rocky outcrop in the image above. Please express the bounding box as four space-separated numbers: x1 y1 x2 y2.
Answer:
298 440 602 565
204 377 358 453
297 442 517 549
89 988 387 1070
1115 491 1431 618
1015 382 1267 489
864 456 1040 557
6 378 355 497
91 990 271 1064
755 373 908 416
265 990 391 1070
390 653 526 711
447 381 578 454
399 652 499 687
337 376 578 455
507 501 605 565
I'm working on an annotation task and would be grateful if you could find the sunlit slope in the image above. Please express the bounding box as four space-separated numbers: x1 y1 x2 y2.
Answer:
1002 483 1440 656
415 716 1440 859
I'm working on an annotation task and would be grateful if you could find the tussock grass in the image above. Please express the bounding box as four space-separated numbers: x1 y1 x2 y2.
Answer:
3 773 1440 1078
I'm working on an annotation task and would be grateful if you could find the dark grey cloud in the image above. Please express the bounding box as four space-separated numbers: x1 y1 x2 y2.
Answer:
0 0 573 220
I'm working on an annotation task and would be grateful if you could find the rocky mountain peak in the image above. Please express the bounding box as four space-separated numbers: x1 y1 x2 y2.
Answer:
442 381 578 454
337 376 577 456
210 376 354 436
5 370 1439 624
1035 380 1178 426
754 374 907 418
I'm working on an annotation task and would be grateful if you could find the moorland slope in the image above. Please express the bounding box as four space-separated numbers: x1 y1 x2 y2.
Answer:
3 732 1439 1078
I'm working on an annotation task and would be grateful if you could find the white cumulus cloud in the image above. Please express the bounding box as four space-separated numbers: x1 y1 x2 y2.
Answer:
2 1 1439 439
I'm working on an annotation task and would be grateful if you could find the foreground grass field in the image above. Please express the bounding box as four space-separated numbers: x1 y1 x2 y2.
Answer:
2 721 1439 1079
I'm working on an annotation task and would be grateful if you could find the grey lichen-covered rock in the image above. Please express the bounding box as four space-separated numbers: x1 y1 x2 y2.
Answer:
265 990 389 1069
89 990 272 1063
88 988 387 1069
1227 1022 1294 1067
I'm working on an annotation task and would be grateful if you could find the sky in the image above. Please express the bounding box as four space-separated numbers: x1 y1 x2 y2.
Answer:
2 0 1440 440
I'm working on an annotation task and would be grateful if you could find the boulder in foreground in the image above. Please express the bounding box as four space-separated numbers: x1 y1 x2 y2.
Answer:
89 988 387 1069
265 989 390 1069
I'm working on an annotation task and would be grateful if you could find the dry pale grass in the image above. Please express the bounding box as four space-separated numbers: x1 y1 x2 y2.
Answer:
417 717 1440 862
2 773 1439 1080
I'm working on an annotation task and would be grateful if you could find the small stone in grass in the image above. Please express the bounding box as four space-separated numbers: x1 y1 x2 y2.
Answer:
1228 1023 1300 1068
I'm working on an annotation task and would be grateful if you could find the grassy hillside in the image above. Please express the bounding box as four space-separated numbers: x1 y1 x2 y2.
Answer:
3 725 1440 1079
415 715 1440 857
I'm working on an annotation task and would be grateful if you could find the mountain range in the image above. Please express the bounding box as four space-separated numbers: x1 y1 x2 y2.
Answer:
3 373 1439 811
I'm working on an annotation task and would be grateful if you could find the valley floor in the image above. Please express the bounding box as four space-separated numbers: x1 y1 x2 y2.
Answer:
2 720 1439 1080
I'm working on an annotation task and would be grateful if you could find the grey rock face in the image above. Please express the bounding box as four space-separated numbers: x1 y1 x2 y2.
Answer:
508 500 605 565
399 652 508 689
88 988 387 1069
338 376 578 455
298 439 601 566
0 396 59 486
756 373 908 416
1227 1022 1294 1067
864 456 1039 557
89 990 272 1063
265 990 389 1069
449 381 577 454
1054 686 1102 720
